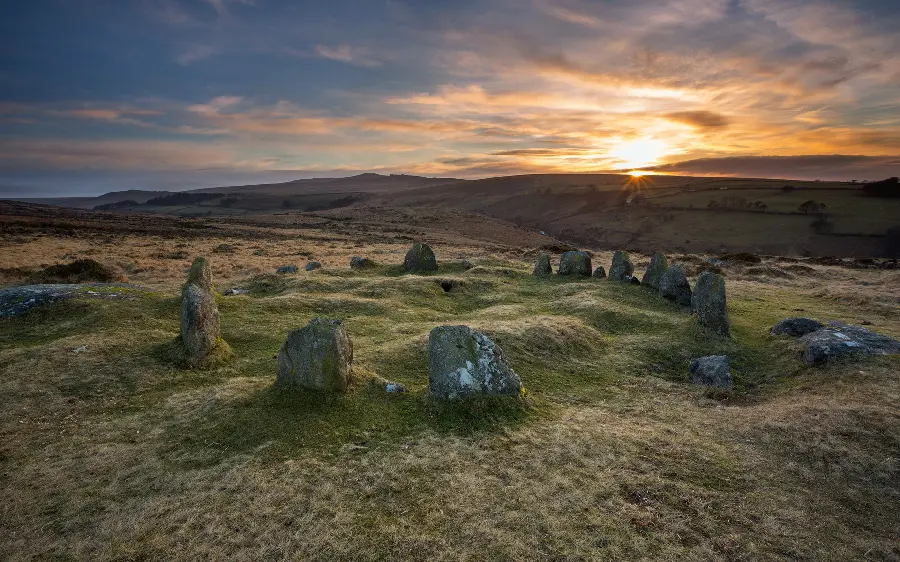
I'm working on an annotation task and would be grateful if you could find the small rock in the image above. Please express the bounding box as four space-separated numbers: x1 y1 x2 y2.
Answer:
305 261 322 271
404 243 437 272
223 288 248 296
533 252 553 276
659 265 692 306
692 271 729 336
350 256 375 269
461 259 474 270
276 265 298 274
592 266 607 279
608 250 634 282
385 382 408 393
72 345 88 354
276 318 353 391
214 244 235 253
428 325 522 399
689 355 733 390
771 317 825 337
641 253 668 290
252 249 266 256
558 251 592 276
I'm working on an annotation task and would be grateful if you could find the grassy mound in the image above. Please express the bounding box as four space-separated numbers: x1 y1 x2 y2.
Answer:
28 259 122 284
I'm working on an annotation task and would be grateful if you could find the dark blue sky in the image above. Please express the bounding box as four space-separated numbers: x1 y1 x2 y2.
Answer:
2 0 899 196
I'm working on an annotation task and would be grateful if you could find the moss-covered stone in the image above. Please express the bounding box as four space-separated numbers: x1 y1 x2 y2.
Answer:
692 271 729 336
659 264 692 307
180 283 224 365
533 252 552 276
641 253 668 290
558 251 592 276
428 325 522 400
186 257 212 292
403 243 437 272
276 318 353 391
608 250 634 282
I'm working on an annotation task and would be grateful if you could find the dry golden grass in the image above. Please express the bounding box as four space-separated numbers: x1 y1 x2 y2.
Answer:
1 206 899 561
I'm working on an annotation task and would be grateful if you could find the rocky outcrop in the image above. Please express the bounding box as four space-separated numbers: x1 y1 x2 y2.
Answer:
689 355 733 390
404 243 437 272
558 251 592 276
608 251 634 282
797 321 900 365
533 252 552 276
276 318 354 391
659 265 692 307
692 271 729 336
428 325 522 399
641 253 668 290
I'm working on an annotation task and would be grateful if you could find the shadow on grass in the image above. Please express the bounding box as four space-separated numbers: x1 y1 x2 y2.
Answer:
162 382 533 468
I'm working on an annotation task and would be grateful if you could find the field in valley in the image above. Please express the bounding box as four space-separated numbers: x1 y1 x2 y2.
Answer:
1 202 899 560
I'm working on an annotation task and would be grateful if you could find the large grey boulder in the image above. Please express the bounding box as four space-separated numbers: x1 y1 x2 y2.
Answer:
771 317 824 337
692 271 729 336
404 243 437 272
533 252 552 276
608 251 634 282
186 257 212 292
641 253 668 290
689 355 733 390
276 318 353 391
659 265 692 307
592 266 607 279
180 283 222 365
798 321 900 365
350 256 375 269
428 325 522 399
558 251 592 276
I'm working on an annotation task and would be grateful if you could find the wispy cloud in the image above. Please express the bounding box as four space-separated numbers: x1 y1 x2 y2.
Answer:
312 44 382 67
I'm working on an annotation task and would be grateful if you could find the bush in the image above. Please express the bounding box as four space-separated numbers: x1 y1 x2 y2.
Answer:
862 177 900 198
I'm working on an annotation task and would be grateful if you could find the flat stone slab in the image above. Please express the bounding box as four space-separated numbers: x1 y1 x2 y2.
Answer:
0 283 146 318
798 321 900 365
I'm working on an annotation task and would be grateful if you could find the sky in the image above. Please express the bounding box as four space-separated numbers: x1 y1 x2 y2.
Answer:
2 0 900 196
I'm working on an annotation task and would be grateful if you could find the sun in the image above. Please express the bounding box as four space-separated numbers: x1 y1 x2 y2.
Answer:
629 170 646 178
609 137 669 169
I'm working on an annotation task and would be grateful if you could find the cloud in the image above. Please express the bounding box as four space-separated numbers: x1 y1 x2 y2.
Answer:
176 44 219 65
664 110 731 129
313 44 382 67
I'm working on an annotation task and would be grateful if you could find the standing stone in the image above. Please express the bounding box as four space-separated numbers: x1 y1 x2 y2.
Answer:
659 265 692 306
180 283 221 365
692 271 729 336
186 257 212 292
608 250 634 282
276 318 353 391
404 243 437 272
533 252 553 276
689 355 733 390
428 325 522 399
558 251 592 276
592 266 607 279
641 253 668 290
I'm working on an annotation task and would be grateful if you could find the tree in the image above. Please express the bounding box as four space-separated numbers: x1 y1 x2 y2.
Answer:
861 177 900 198
798 200 825 214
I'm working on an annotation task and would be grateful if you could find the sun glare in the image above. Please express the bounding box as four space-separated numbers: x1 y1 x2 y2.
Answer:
629 170 645 177
609 138 669 169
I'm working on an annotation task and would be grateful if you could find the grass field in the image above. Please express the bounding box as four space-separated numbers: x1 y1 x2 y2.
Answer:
1 206 899 560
